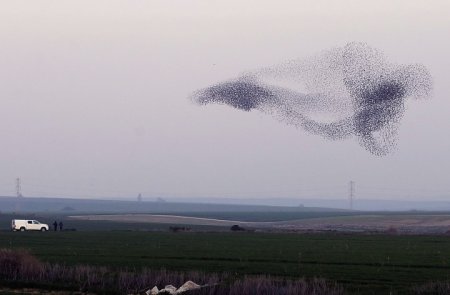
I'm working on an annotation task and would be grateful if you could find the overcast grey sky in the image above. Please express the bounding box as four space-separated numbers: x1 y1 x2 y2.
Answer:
0 1 449 201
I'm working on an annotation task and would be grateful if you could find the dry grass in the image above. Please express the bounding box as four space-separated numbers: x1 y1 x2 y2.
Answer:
412 281 450 295
0 248 344 295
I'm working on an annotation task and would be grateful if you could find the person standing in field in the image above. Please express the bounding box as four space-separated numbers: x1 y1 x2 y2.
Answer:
59 221 63 231
53 221 57 231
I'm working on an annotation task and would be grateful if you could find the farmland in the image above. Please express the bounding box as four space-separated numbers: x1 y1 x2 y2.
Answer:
1 230 450 294
69 212 450 234
1 209 450 294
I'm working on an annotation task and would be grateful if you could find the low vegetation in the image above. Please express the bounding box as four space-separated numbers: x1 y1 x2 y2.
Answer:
2 210 450 294
412 281 450 295
1 231 450 294
0 249 344 295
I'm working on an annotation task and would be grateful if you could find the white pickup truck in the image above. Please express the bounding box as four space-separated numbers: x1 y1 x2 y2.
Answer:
11 219 49 232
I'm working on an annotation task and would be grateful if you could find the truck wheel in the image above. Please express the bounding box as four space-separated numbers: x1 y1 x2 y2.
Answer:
41 227 47 232
20 227 26 232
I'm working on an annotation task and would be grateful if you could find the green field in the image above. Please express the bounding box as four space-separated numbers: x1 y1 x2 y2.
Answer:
0 213 229 232
1 230 450 294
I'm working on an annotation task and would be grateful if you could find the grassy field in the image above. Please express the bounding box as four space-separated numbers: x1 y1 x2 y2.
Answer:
0 213 230 232
66 212 450 235
1 231 450 294
160 210 450 222
158 211 361 222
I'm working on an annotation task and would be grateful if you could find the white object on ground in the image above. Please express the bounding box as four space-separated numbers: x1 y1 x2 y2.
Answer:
145 281 205 294
146 286 159 295
161 285 177 294
176 281 201 293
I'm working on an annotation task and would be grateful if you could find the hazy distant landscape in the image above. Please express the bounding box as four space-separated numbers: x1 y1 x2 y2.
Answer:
0 196 349 214
4 195 450 212
3 196 450 235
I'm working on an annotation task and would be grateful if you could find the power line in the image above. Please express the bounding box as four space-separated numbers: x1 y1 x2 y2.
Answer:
349 180 355 210
15 177 23 213
16 178 23 198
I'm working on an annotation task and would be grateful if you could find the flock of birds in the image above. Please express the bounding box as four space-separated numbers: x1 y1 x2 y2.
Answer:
191 43 432 156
